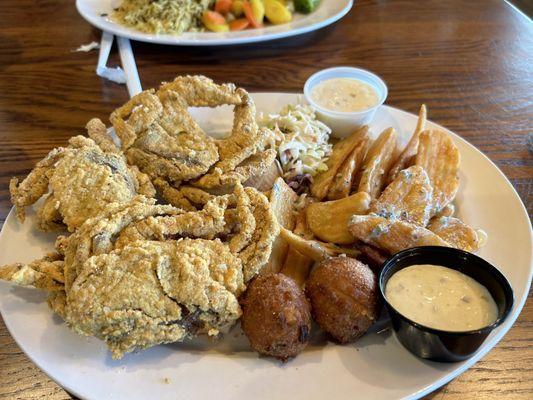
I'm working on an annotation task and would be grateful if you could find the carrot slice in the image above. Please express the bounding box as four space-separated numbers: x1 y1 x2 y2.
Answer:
243 0 262 28
229 18 250 31
203 10 226 25
215 0 233 14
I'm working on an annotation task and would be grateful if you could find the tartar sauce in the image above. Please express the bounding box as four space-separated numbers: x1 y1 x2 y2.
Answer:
385 264 498 331
311 78 379 112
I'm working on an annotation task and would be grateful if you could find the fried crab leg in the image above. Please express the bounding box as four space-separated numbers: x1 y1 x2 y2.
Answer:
0 253 64 292
10 147 64 222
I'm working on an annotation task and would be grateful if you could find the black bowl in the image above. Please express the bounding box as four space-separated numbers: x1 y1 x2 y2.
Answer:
379 246 514 362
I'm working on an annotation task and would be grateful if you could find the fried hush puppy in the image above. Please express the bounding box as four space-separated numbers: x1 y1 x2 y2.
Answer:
240 274 311 361
306 257 380 344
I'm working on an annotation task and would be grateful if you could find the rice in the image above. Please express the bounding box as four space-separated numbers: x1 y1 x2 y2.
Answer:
113 0 214 35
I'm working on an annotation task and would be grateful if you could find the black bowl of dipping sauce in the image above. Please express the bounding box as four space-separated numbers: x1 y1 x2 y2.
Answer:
379 246 514 362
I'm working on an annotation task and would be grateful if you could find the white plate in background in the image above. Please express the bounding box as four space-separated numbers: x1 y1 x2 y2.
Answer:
76 0 353 46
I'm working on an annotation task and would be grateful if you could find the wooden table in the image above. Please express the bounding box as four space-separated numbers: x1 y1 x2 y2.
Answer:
0 0 531 398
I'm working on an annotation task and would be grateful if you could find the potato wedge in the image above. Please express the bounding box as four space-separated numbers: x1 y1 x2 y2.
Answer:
348 214 449 254
370 166 433 226
280 227 360 262
311 126 369 200
280 211 314 287
387 104 427 184
306 191 371 244
415 130 460 214
357 127 398 200
263 177 298 275
427 216 481 252
245 158 283 192
435 203 455 218
326 136 369 200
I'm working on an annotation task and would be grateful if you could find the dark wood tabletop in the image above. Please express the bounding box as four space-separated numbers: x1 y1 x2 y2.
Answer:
0 0 532 398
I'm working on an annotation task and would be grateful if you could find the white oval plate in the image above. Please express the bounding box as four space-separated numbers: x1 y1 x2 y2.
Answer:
76 0 353 46
0 93 531 400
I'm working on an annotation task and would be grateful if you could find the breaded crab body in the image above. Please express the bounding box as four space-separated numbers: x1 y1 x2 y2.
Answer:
9 119 155 232
0 184 279 358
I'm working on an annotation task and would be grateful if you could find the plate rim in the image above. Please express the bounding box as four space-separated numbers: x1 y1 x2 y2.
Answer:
0 98 531 400
75 0 354 46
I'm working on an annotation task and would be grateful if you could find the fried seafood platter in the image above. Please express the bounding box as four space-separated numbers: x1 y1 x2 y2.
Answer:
0 75 488 366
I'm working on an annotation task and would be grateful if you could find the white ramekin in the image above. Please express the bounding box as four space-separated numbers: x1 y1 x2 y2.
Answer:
304 67 388 138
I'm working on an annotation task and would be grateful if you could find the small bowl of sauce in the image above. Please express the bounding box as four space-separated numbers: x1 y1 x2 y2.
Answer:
379 247 514 362
304 67 387 138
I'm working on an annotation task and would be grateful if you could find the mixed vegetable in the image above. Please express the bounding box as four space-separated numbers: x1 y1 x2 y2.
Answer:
202 0 319 32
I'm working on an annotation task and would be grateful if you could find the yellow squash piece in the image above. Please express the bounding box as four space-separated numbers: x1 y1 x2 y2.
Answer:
264 0 292 25
202 11 230 32
250 0 265 24
232 0 245 17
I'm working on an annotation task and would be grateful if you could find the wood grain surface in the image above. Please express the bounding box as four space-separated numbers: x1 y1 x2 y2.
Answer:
0 0 531 399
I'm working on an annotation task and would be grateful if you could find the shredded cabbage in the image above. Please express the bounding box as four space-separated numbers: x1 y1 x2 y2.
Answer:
259 104 332 181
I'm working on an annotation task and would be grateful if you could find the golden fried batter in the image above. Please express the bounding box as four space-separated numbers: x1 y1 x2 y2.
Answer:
415 130 460 214
427 216 481 252
153 178 214 210
1 182 278 358
370 166 433 226
357 127 398 200
111 76 272 189
238 188 280 281
10 135 154 232
67 239 244 359
387 104 426 184
348 214 449 254
193 148 276 190
0 253 64 292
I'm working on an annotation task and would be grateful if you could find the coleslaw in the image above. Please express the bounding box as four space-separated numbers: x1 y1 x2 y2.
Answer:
259 103 332 187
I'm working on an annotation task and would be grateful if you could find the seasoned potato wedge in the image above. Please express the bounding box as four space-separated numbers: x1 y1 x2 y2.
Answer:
435 203 455 218
327 136 369 200
427 216 482 252
263 177 298 275
370 166 433 226
348 214 449 254
245 159 283 192
280 227 360 262
357 127 398 200
306 191 371 244
280 211 314 287
311 126 369 200
387 104 427 184
415 130 460 214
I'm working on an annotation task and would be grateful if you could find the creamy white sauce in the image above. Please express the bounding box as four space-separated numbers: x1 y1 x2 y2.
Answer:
311 78 379 112
385 264 498 331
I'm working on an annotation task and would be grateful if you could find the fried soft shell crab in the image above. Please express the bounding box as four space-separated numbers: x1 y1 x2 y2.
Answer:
0 76 487 364
10 119 155 232
1 183 278 358
110 75 276 194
